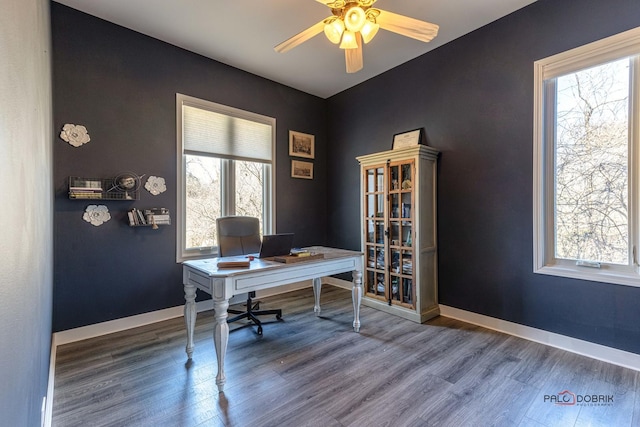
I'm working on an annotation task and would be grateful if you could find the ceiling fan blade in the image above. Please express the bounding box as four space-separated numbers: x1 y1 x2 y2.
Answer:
274 20 326 53
315 0 345 7
376 9 439 43
345 32 363 73
316 0 377 7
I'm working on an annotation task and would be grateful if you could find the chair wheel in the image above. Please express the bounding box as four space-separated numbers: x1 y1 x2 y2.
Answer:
257 326 263 335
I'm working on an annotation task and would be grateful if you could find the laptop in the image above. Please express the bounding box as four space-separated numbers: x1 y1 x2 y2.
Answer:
258 233 294 258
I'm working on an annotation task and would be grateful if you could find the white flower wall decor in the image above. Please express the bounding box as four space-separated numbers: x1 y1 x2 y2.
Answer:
145 176 166 196
83 205 111 226
60 123 91 147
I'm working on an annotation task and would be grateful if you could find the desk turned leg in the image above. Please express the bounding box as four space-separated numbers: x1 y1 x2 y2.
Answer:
184 283 197 358
213 299 229 393
312 277 322 316
352 270 362 332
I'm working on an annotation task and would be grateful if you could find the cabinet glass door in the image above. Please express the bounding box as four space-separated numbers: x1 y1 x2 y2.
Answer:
388 161 415 309
364 165 387 301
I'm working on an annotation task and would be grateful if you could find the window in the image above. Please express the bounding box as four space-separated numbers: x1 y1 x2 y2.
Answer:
533 27 640 286
176 94 275 261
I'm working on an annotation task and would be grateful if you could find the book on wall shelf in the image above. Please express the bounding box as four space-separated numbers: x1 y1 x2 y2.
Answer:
68 176 140 200
128 208 170 227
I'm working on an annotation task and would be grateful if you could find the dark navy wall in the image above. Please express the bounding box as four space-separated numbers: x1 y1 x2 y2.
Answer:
326 0 640 354
51 3 327 332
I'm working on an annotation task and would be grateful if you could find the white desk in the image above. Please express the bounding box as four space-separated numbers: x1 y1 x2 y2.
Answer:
182 246 363 392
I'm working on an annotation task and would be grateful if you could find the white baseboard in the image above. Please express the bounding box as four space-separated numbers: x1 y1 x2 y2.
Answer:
53 281 315 346
54 305 185 346
43 334 56 427
440 305 640 372
322 276 352 290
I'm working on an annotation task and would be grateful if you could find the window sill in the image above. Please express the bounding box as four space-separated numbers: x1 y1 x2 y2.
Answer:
535 264 640 288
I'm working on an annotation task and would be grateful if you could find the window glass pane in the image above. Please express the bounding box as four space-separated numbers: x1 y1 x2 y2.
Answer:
185 154 221 250
554 58 630 264
235 160 266 234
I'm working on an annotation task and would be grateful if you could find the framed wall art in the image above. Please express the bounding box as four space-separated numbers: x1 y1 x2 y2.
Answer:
291 159 313 179
289 130 315 159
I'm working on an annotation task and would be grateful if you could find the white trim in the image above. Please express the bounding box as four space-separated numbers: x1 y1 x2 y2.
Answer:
533 26 640 287
539 26 640 80
440 305 640 372
43 335 56 427
52 282 315 345
175 93 276 263
54 304 187 345
322 276 353 290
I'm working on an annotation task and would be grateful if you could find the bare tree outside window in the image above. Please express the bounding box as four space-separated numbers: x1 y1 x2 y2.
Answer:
185 155 221 249
185 156 266 249
554 58 630 264
235 160 266 234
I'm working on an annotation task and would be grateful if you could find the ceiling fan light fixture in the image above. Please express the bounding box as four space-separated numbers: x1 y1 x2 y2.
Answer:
360 20 379 44
339 30 358 49
324 18 345 44
344 6 366 32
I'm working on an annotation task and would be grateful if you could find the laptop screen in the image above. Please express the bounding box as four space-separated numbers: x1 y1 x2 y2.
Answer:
258 233 294 258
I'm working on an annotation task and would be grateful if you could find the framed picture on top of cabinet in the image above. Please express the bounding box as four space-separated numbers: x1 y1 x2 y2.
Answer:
392 128 424 150
289 130 315 159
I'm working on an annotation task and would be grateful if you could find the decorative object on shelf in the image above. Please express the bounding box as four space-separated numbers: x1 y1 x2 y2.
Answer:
392 128 424 150
144 175 166 196
289 130 315 159
82 205 110 226
107 172 142 200
291 159 314 179
128 207 170 228
274 1 439 73
60 124 91 147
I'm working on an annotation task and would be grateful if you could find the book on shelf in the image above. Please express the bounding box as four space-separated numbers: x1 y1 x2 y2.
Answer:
135 209 146 224
128 208 171 226
70 192 103 199
69 187 103 192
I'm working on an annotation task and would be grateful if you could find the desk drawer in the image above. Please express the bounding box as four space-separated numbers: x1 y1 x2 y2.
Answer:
187 269 212 293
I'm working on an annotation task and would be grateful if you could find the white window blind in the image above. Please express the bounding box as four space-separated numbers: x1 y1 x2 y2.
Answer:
183 105 273 163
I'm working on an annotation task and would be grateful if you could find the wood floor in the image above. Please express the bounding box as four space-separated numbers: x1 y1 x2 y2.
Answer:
53 285 640 427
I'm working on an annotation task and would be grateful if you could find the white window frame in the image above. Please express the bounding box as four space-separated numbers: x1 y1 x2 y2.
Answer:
176 93 275 262
533 27 640 287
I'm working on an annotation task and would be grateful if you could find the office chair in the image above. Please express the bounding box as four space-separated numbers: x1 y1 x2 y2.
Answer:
216 216 282 335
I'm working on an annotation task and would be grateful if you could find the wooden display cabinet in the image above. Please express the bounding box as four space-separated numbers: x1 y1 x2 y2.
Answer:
357 145 439 323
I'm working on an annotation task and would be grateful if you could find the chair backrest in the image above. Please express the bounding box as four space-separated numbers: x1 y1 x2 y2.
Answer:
216 216 261 257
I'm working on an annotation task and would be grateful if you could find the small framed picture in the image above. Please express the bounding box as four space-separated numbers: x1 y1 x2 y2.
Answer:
392 128 424 149
289 130 315 159
291 159 313 179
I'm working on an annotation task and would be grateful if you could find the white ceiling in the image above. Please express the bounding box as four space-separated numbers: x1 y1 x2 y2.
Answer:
53 0 537 98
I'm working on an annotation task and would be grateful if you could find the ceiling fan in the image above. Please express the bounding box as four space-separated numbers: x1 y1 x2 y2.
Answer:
274 0 439 73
